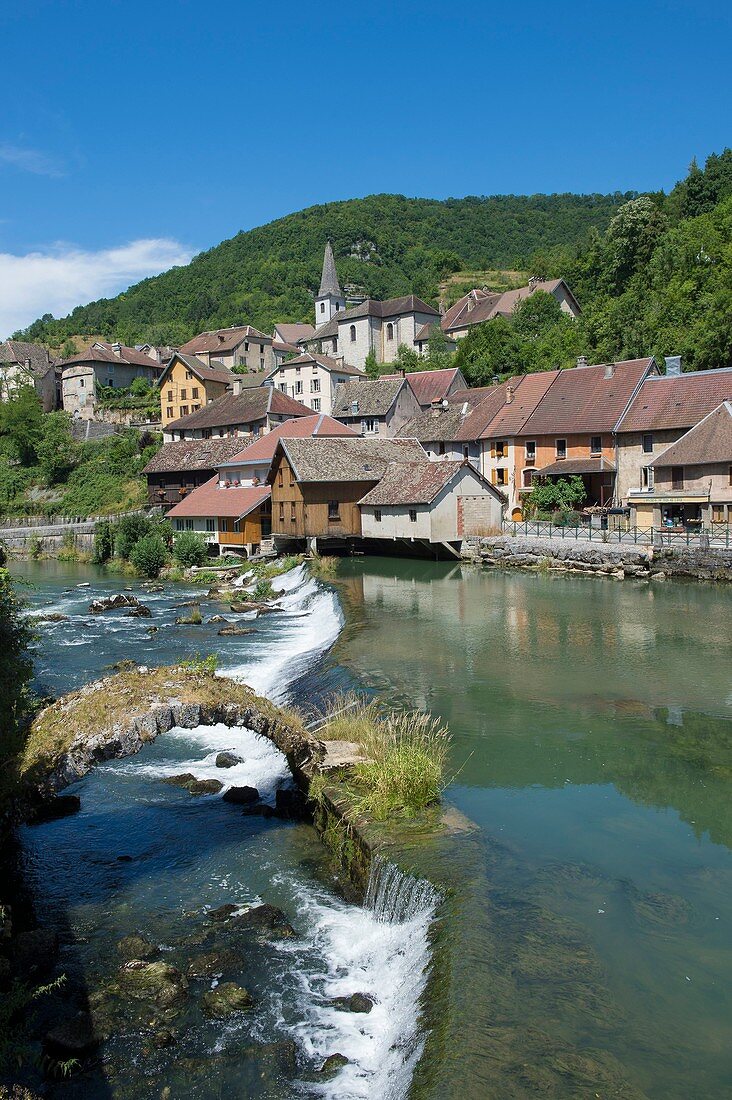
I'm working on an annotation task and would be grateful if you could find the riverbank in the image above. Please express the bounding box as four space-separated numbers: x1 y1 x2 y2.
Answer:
462 533 732 582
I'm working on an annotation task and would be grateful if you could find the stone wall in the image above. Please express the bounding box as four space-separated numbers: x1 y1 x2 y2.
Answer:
462 534 732 583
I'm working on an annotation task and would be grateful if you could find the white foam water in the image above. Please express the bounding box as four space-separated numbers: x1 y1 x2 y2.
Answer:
220 564 344 702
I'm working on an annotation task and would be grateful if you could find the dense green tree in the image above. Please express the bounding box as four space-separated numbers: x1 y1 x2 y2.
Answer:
364 350 379 379
36 412 78 485
129 534 168 578
0 387 43 465
453 315 529 385
172 530 208 567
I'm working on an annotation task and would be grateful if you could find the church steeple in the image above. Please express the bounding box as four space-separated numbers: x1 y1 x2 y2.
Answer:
315 240 345 327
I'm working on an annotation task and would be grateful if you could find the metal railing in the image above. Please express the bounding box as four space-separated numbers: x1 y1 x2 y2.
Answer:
502 520 732 548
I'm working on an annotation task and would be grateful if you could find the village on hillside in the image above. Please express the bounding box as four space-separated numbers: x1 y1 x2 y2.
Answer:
2 241 731 559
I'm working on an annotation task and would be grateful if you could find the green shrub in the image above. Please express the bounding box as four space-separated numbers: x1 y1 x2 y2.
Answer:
175 603 203 625
93 520 114 563
252 578 275 602
551 509 583 527
173 530 208 568
129 534 168 578
114 514 152 559
180 653 218 676
28 534 42 559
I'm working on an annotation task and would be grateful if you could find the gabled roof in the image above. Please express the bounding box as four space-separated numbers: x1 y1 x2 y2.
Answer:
332 377 406 419
273 322 316 345
481 371 561 437
59 342 163 370
318 241 342 298
272 340 301 355
272 352 364 377
649 401 732 467
617 367 732 432
308 316 340 341
359 459 504 506
414 322 445 344
271 436 427 484
217 413 358 468
179 326 270 356
399 380 517 443
516 359 654 436
337 295 440 323
442 279 580 333
379 366 465 408
158 353 235 389
166 477 270 519
0 341 53 376
165 386 310 432
142 437 247 474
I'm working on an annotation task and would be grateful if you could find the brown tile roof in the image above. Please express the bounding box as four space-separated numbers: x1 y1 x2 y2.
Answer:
277 352 364 377
165 387 309 432
179 326 270 356
338 295 439 322
59 342 163 370
0 340 52 376
272 341 301 354
617 368 732 432
482 371 561 437
442 279 579 333
308 317 340 341
332 378 406 418
274 322 316 345
158 353 235 388
536 456 616 476
273 436 427 483
516 359 654 436
217 414 358 467
167 477 270 519
649 402 732 467
142 437 247 474
399 381 516 443
359 460 484 506
379 367 464 407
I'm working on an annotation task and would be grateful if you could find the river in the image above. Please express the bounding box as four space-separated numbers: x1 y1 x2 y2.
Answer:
10 557 732 1099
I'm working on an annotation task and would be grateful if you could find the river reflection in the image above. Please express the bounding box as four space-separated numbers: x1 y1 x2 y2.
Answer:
331 559 732 1100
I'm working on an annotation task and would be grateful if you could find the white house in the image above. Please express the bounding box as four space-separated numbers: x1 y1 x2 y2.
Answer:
331 377 422 437
359 460 505 545
267 352 364 416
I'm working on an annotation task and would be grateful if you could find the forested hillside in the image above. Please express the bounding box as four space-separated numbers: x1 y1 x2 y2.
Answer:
16 192 629 347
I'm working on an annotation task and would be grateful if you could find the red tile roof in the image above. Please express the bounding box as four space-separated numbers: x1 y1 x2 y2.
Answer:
179 326 270 356
617 368 732 432
516 359 654 436
380 367 464 407
166 478 270 519
649 401 732 467
442 279 579 333
482 371 560 437
59 342 163 371
166 387 310 432
217 414 358 467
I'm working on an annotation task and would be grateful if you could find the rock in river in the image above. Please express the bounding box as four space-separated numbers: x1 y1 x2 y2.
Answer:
89 593 146 614
187 948 244 979
163 774 224 795
117 935 159 961
218 625 256 636
319 1053 349 1078
126 604 152 618
215 751 243 768
330 992 375 1013
200 982 253 1018
222 785 259 804
118 960 188 1009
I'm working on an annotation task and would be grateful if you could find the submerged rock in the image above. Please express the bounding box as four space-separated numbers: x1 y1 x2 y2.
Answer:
215 751 243 769
146 625 159 635
222 785 259 804
230 903 295 937
163 774 224 795
330 992 374 1013
125 604 152 618
31 612 69 623
117 935 159 961
186 948 244 978
89 593 144 614
319 1053 349 1077
208 904 239 923
218 625 256 636
118 960 188 1008
200 981 253 1018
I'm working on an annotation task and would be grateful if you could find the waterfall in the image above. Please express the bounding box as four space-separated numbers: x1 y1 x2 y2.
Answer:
365 856 440 925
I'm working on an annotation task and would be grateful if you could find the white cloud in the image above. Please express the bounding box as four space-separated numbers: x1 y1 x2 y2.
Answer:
0 238 194 337
0 144 66 177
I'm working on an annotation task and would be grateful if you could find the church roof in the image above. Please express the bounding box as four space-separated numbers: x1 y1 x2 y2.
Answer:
318 241 342 299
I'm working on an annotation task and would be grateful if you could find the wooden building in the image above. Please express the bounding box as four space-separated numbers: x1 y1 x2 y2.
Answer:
142 437 246 509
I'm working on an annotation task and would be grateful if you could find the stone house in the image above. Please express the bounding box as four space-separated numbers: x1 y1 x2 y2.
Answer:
326 296 442 372
331 377 421 437
0 340 56 411
178 325 275 374
158 353 235 429
163 386 310 442
631 401 732 530
442 278 581 341
267 352 364 416
359 460 505 546
60 342 164 420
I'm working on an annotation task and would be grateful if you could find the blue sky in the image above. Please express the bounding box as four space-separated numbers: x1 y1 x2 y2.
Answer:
0 0 730 334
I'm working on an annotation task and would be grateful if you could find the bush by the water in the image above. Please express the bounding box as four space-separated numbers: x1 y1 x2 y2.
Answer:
172 530 209 567
129 533 168 578
0 557 34 808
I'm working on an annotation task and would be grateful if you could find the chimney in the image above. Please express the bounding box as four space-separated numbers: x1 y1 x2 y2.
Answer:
604 363 615 380
112 342 122 357
24 357 32 371
431 399 442 418
351 400 359 416
506 384 514 404
664 355 682 377
576 355 588 368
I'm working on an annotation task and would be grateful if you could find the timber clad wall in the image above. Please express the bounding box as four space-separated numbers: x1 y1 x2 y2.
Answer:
270 454 374 538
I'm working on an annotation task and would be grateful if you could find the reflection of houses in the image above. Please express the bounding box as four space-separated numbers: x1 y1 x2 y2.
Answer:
142 437 246 508
616 361 732 506
158 353 235 429
0 341 56 412
331 377 421 437
60 342 164 421
163 386 310 442
631 401 732 530
267 352 365 416
441 278 581 341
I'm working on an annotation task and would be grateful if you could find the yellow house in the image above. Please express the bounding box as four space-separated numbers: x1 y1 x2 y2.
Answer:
158 353 234 429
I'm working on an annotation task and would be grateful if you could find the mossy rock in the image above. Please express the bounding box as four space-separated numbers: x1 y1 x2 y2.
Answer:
187 948 244 978
163 774 223 795
319 1052 349 1078
117 935 159 961
118 960 188 1009
200 981 253 1018
330 992 374 1013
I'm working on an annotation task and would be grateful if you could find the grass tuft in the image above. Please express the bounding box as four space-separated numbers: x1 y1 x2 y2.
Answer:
309 554 339 579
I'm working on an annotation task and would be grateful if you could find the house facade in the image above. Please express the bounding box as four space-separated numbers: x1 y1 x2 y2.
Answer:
267 352 364 416
0 341 56 412
163 386 310 442
167 479 271 555
331 377 421 437
178 325 275 374
442 278 581 341
158 353 235 429
60 342 164 420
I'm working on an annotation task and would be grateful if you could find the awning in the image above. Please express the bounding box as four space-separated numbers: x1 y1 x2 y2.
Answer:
536 457 616 476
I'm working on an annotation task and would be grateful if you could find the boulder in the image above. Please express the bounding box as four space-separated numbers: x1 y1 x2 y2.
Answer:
32 612 69 624
222 785 259 804
146 625 159 635
230 903 295 937
215 751 243 769
163 774 223 795
229 601 267 614
200 981 253 1018
218 626 256 636
207 615 229 624
330 992 374 1013
125 605 152 618
29 794 81 823
117 935 159 961
186 948 244 979
118 960 188 1008
208 904 239 923
319 1053 349 1078
44 1012 99 1059
89 593 143 614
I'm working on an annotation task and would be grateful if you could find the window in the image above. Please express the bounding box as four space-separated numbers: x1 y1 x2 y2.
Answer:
175 519 183 531
642 433 654 454
260 358 265 369
192 387 199 399
279 383 287 393
672 466 684 490
556 438 567 459
522 468 535 488
79 378 84 388
496 468 508 486
362 418 377 434
374 509 382 523
386 322 394 340
185 370 193 380
290 503 296 523
180 389 187 400
494 440 506 458
590 436 602 455
641 466 654 490
320 302 325 314
409 509 417 523
328 500 340 521
166 406 173 418
312 398 321 411
106 378 114 387
729 465 732 487
221 519 229 532
350 325 356 342
295 365 301 374
167 390 173 402
311 379 320 393
277 468 284 487
244 342 249 352
185 519 194 531
206 519 215 532
279 502 284 521
295 380 303 395
333 338 338 352
191 404 200 412
180 405 189 416
525 440 536 462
